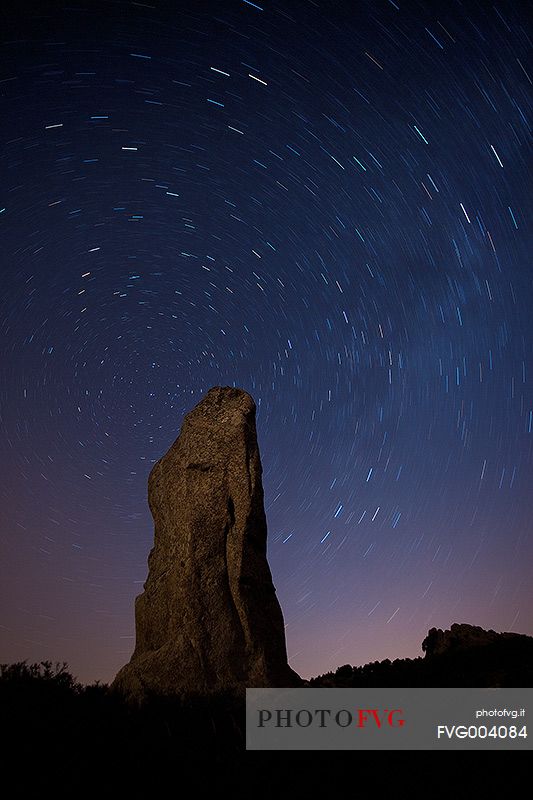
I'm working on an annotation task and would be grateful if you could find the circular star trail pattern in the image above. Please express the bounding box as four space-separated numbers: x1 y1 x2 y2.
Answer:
0 0 531 682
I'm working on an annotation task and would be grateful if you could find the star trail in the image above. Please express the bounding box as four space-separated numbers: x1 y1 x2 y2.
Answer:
0 0 531 683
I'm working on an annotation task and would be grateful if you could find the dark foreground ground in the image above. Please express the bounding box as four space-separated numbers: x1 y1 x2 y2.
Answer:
2 629 532 791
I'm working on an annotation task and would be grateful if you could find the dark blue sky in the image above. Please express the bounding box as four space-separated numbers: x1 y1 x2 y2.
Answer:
0 0 531 683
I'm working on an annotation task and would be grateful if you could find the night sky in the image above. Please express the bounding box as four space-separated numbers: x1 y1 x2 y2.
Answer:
1 0 531 685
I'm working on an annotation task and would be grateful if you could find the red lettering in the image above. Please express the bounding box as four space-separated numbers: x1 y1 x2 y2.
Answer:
371 709 382 728
387 709 405 727
357 709 370 728
357 708 405 729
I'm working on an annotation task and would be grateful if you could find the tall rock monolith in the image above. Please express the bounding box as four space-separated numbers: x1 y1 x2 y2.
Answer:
112 386 300 700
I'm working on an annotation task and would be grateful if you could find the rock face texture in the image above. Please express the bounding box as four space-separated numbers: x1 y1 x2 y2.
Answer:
113 386 300 700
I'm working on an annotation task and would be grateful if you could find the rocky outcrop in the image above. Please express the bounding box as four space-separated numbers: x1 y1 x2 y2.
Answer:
113 386 300 700
310 623 533 688
422 623 529 658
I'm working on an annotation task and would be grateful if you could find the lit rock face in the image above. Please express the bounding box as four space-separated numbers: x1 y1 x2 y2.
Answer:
113 386 300 700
